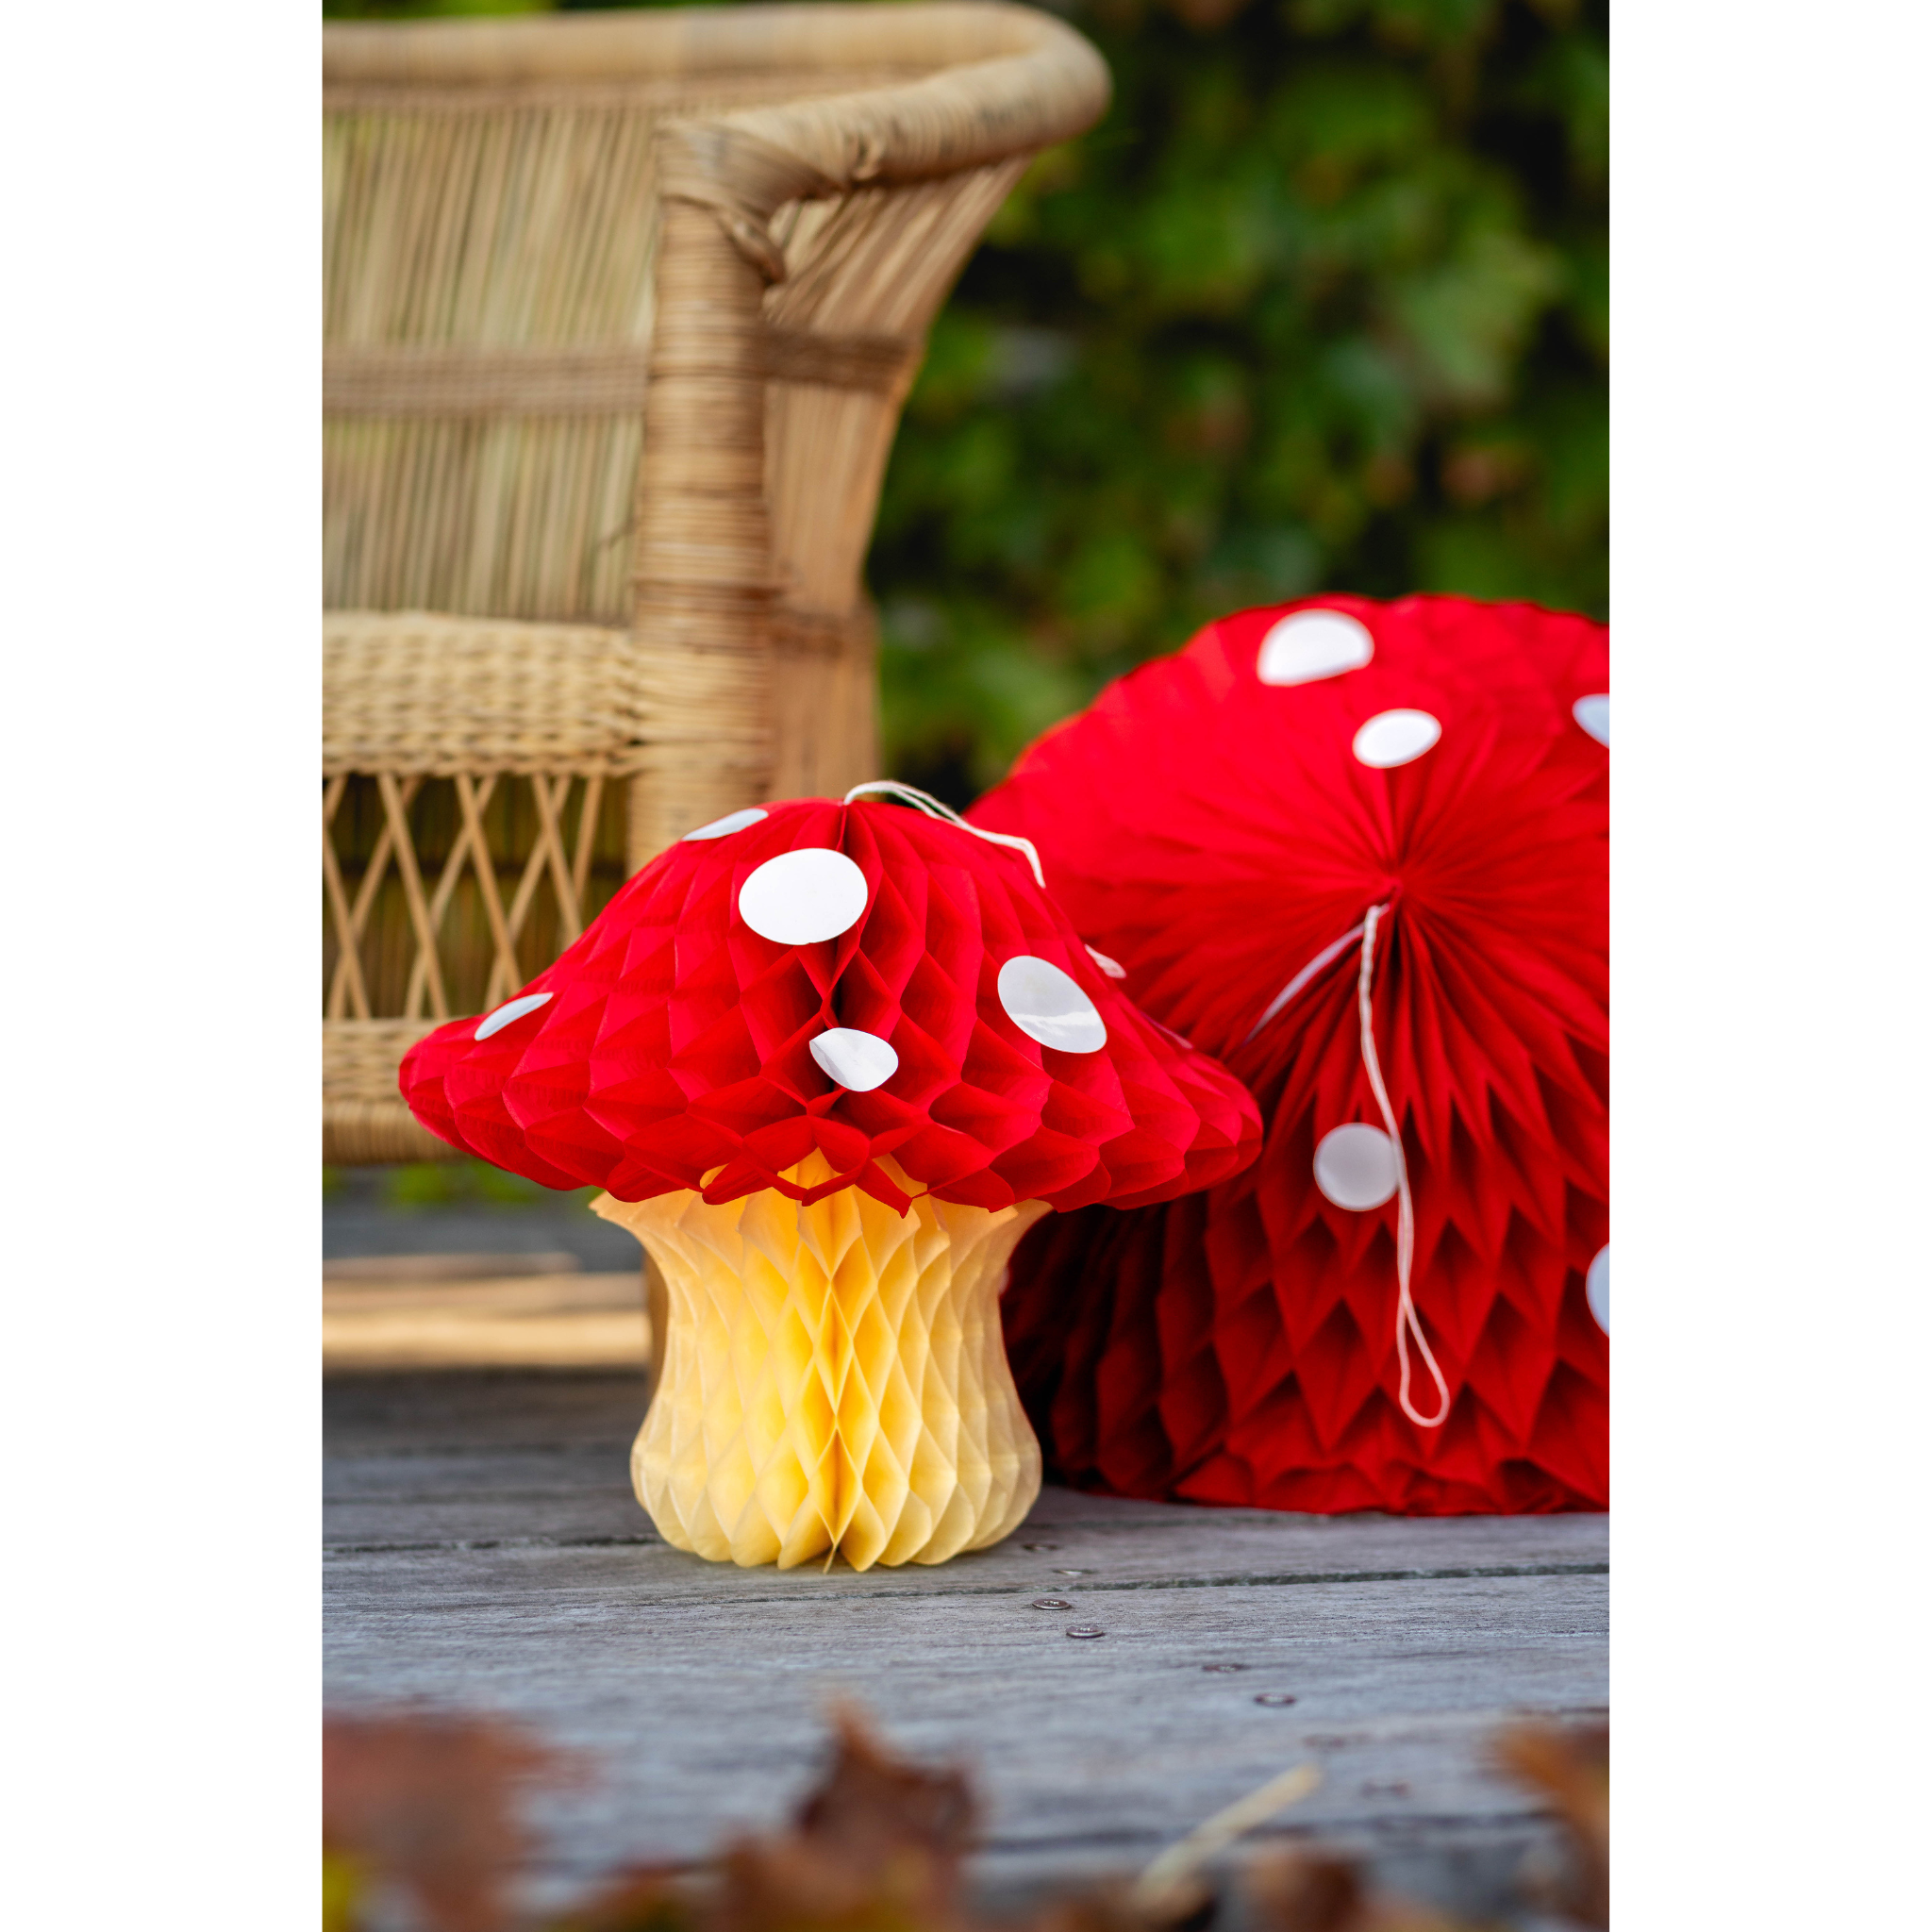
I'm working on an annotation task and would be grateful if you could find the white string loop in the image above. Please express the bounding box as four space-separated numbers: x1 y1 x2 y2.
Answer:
842 779 1046 889
1242 919 1367 1047
1357 904 1451 1430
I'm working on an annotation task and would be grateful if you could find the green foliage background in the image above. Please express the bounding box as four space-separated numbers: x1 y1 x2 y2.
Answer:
325 0 1607 806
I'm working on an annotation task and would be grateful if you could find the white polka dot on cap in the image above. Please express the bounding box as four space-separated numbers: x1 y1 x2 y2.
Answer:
738 847 870 945
808 1026 900 1092
1573 694 1609 746
1257 608 1374 686
1586 1243 1608 1331
1312 1123 1401 1211
997 956 1108 1054
1353 708 1441 769
475 991 553 1041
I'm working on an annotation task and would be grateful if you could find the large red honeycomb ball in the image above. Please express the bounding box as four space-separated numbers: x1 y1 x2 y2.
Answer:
971 594 1607 1514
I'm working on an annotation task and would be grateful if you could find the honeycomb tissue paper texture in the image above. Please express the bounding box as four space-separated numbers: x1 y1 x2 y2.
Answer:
972 594 1608 1515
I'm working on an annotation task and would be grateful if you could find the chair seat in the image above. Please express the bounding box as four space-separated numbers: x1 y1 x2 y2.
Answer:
325 1020 454 1166
325 612 645 780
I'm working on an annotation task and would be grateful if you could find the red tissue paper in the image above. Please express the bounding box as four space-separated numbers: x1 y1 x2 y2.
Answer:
971 594 1608 1514
399 794 1261 1217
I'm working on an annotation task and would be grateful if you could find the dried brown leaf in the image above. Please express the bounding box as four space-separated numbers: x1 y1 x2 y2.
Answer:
1491 1723 1607 1928
323 1707 587 1932
1025 1875 1211 1932
713 1707 980 1932
1245 1849 1368 1932
553 1865 700 1932
318 1700 1602 1932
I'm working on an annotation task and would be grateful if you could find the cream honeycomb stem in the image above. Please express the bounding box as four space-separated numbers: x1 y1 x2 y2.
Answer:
592 1158 1050 1571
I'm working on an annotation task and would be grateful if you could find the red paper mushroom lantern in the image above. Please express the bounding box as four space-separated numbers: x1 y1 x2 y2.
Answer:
971 595 1607 1514
399 786 1260 1566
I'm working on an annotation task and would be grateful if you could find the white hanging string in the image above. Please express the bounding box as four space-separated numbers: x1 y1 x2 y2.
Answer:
1242 919 1367 1046
1357 904 1451 1430
850 781 1448 1427
842 779 1046 889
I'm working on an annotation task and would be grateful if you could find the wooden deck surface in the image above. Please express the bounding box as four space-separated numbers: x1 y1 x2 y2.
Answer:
325 1370 1607 1922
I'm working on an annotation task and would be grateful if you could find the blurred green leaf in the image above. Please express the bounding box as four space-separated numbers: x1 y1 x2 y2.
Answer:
867 0 1607 797
324 0 550 16
1388 224 1565 406
378 1159 600 1211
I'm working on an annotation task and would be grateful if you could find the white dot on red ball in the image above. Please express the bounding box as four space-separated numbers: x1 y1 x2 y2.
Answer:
1353 708 1441 769
1586 1244 1609 1330
475 991 553 1041
809 1027 899 1092
1257 608 1374 686
738 847 870 944
1313 1124 1400 1210
684 807 768 841
1574 694 1609 745
998 956 1108 1054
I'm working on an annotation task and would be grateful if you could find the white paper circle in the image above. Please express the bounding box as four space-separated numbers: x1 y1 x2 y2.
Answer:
1353 708 1442 769
475 991 553 1041
997 956 1108 1054
1574 694 1609 746
1312 1123 1400 1211
808 1026 900 1092
738 847 869 945
1586 1243 1609 1331
1257 608 1374 687
684 807 768 841
1085 944 1127 980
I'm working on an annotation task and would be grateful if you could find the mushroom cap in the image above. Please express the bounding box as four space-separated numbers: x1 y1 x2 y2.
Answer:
971 594 1607 1513
399 797 1261 1215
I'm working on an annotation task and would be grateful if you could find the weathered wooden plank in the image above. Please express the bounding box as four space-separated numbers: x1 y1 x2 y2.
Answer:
325 1252 589 1282
325 1480 1603 1587
324 1371 1606 1575
326 1558 1604 1913
325 1372 1607 1921
325 1368 648 1452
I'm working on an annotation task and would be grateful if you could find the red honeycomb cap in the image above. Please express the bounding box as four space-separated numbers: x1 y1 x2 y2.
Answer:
400 792 1262 1217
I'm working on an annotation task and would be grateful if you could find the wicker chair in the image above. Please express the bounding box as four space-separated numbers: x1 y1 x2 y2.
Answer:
323 3 1108 1165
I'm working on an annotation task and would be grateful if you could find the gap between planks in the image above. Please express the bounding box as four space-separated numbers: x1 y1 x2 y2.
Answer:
321 1548 1607 1594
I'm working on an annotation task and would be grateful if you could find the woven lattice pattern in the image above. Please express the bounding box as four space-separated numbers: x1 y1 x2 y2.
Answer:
596 1158 1048 1570
324 612 647 777
325 768 608 1022
324 758 615 1163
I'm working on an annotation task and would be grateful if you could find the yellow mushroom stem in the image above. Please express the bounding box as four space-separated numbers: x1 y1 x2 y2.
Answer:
592 1155 1050 1571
